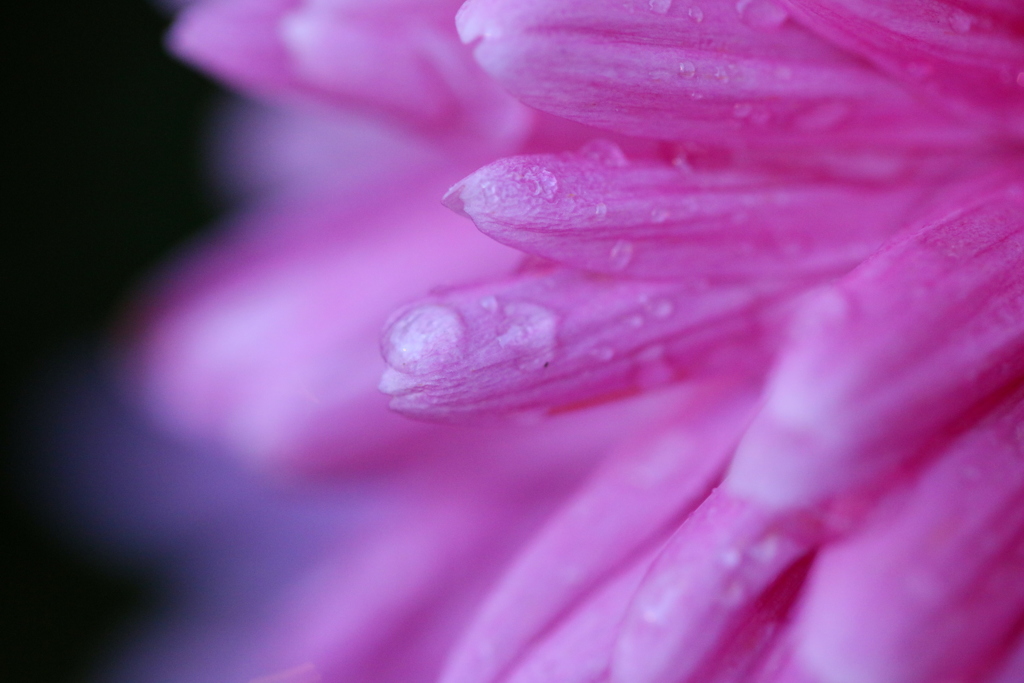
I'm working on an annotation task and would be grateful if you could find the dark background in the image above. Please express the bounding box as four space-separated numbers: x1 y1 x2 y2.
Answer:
6 2 217 679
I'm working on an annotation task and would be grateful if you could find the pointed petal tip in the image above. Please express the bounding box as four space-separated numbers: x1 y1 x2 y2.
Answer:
443 182 470 218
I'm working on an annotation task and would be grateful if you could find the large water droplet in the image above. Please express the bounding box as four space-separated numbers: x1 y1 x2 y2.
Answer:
679 61 696 78
688 6 704 22
579 139 629 167
736 0 788 30
949 10 973 34
498 302 558 371
649 0 672 14
518 166 559 201
609 240 634 271
384 304 465 376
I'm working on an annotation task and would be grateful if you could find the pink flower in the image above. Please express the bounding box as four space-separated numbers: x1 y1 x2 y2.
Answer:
66 0 1024 682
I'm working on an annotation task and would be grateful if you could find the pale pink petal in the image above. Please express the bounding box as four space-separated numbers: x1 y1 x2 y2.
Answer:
612 488 818 683
446 140 944 282
504 551 658 683
726 173 1024 508
782 0 1024 134
440 382 758 683
457 0 988 151
128 190 521 473
379 265 793 421
170 0 532 150
793 388 1024 683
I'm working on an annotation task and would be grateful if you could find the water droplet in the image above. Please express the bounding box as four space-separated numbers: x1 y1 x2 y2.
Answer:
714 66 730 83
733 102 753 118
519 166 559 200
949 10 973 34
479 295 499 312
688 6 704 22
736 0 788 30
679 61 696 78
595 203 608 219
590 346 615 362
795 102 849 131
579 139 629 167
720 548 741 567
649 0 672 13
750 535 780 563
609 240 634 271
689 91 705 100
498 302 558 371
384 304 465 376
647 299 674 318
651 208 670 223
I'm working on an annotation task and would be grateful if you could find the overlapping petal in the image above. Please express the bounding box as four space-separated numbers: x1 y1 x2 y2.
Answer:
457 0 989 150
791 385 1024 683
782 0 1024 134
446 141 947 282
727 173 1024 507
379 264 791 420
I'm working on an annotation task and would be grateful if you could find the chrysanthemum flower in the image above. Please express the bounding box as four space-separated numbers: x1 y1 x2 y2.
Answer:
67 0 1024 682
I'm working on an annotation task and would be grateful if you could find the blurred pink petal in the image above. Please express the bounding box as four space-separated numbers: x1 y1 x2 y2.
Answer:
128 189 521 473
613 488 818 683
440 381 758 683
457 0 989 151
727 172 1024 508
446 140 945 282
792 386 1024 683
379 265 791 421
170 0 532 152
783 0 1024 134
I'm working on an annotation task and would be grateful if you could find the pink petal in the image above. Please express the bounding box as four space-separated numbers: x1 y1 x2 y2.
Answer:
128 191 521 472
457 0 988 151
440 382 758 683
170 0 532 149
792 387 1024 683
379 265 792 421
726 173 1024 508
782 0 1024 135
989 632 1024 683
612 488 819 683
446 140 943 282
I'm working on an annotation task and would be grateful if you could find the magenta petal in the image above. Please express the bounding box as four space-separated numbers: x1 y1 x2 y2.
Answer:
783 0 1024 134
131 194 520 472
457 0 987 150
612 488 817 683
379 266 792 420
170 0 532 147
727 174 1024 507
793 389 1024 683
447 142 939 282
440 383 758 683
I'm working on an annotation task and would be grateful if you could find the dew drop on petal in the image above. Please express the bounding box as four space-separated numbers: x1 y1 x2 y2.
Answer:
649 0 673 14
688 6 704 22
579 139 629 167
679 61 696 78
520 166 559 200
595 203 608 219
609 240 635 271
736 0 788 30
479 295 499 312
384 304 466 376
949 10 973 34
498 302 559 371
648 299 674 318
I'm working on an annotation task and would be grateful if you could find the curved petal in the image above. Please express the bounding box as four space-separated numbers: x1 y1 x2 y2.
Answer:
727 172 1024 507
782 0 1024 135
457 0 989 151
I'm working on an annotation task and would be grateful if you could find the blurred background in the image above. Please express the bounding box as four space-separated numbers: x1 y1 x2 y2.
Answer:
6 1 216 679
